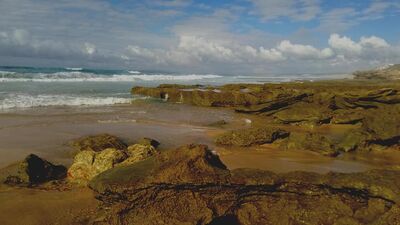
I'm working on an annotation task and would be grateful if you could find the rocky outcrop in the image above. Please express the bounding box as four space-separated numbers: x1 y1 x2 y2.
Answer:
132 82 400 156
87 144 400 225
68 136 160 185
354 64 400 80
70 133 127 152
215 127 289 147
1 154 67 186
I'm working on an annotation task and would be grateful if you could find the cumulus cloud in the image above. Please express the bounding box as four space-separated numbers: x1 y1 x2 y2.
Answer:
329 33 392 58
0 0 399 74
277 40 334 59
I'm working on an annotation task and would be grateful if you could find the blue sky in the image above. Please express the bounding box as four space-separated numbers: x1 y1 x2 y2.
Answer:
0 0 399 75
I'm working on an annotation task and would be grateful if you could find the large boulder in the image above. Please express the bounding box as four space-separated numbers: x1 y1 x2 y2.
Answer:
70 133 127 152
89 144 230 193
1 154 67 186
68 136 161 185
215 127 289 147
86 144 400 225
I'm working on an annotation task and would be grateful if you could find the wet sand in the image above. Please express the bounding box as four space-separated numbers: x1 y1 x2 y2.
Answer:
0 101 237 167
0 100 399 173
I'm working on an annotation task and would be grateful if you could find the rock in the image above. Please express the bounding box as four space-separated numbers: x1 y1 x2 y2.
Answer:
235 92 311 115
215 127 289 147
68 148 127 185
2 154 66 186
361 106 400 146
118 143 158 166
86 144 400 225
136 137 160 148
331 110 364 124
132 82 400 155
132 85 262 107
284 132 340 157
70 133 127 152
273 102 332 124
207 120 228 127
336 130 367 152
89 144 229 193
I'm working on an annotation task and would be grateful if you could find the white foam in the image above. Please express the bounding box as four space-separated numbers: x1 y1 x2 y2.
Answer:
0 72 222 82
0 70 16 75
127 74 222 81
128 70 141 74
98 119 137 124
0 93 133 110
65 67 83 71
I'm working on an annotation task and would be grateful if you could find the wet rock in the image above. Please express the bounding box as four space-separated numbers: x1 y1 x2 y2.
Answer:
86 144 400 225
70 133 127 152
273 102 332 124
361 107 400 146
2 154 67 186
235 92 311 115
89 144 229 193
207 119 228 127
284 132 340 157
336 130 368 152
215 127 289 147
132 85 263 107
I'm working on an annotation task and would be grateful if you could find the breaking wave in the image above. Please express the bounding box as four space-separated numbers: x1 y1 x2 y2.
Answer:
0 93 133 110
0 71 223 82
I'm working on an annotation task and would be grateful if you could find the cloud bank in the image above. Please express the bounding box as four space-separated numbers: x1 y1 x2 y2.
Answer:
0 0 399 75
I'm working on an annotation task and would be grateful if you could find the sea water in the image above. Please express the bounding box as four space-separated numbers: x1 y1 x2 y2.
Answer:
0 66 351 111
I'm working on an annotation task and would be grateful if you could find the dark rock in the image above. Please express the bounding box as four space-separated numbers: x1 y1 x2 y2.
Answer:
2 154 67 186
215 127 289 147
235 92 311 115
136 137 160 148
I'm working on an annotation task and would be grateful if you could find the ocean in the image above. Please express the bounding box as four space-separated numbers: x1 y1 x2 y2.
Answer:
0 66 351 111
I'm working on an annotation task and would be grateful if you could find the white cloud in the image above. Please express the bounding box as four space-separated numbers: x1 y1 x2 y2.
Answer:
277 40 334 59
360 36 389 48
328 34 363 56
328 33 392 58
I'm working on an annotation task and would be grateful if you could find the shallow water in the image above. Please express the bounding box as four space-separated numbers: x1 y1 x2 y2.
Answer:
0 101 237 167
0 101 398 173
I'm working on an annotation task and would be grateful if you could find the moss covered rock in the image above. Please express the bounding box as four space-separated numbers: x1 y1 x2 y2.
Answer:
215 127 289 147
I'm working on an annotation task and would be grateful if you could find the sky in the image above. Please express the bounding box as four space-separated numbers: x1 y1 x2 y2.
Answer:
0 0 399 75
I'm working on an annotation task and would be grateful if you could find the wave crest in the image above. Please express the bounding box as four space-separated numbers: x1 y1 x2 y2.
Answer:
0 93 133 110
0 72 222 82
